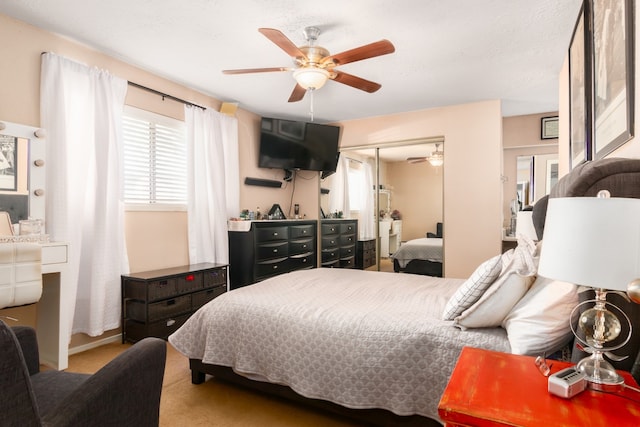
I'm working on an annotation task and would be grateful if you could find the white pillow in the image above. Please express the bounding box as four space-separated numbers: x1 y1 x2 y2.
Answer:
442 254 502 320
502 276 578 355
454 271 534 329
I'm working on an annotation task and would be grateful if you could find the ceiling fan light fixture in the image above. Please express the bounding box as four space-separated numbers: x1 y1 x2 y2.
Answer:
428 144 444 167
293 67 330 90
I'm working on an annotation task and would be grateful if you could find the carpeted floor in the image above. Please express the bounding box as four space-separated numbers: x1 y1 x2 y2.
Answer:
67 340 362 426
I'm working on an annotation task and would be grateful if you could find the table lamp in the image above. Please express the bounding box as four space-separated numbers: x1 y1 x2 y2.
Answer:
538 193 640 388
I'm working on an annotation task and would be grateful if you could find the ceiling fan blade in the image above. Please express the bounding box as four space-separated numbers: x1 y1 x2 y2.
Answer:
332 71 382 93
407 157 427 164
322 39 395 66
259 28 308 61
288 84 307 102
222 67 290 75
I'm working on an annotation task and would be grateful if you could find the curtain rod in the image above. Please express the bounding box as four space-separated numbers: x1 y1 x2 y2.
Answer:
127 81 206 110
40 52 207 110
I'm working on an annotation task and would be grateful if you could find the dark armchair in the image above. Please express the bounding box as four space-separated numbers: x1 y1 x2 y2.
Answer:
426 222 443 238
1 320 167 427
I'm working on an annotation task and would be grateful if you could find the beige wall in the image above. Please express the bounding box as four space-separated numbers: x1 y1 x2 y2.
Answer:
387 161 443 241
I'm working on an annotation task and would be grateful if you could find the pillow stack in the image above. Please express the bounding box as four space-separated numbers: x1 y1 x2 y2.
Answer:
442 235 578 356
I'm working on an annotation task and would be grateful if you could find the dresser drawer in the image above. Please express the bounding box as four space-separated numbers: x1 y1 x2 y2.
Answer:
127 294 192 322
340 234 356 246
289 252 315 270
125 313 190 342
204 268 227 287
340 256 355 268
255 226 289 242
256 257 288 280
176 272 203 294
289 238 314 255
192 285 226 310
124 278 177 302
256 241 289 260
340 222 356 234
321 223 340 236
290 224 315 239
322 235 339 248
340 245 355 258
321 248 340 263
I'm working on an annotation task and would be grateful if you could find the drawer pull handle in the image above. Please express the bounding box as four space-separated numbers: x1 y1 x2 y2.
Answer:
302 244 307 248
273 249 278 253
273 265 278 270
303 230 307 234
273 232 278 236
166 319 176 326
302 259 307 263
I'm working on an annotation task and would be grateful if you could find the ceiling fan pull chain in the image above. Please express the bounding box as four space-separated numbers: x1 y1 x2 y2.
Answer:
309 88 315 121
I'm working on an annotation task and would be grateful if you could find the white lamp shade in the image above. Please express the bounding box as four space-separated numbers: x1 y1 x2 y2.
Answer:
293 67 330 90
538 197 640 291
515 211 537 241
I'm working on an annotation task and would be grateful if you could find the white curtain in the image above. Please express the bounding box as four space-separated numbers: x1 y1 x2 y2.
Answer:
328 155 350 216
185 106 239 264
360 161 375 239
40 53 128 337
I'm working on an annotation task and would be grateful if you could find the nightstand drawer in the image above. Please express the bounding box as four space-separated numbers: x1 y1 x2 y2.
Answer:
204 268 227 287
192 285 226 310
124 278 177 302
127 294 191 322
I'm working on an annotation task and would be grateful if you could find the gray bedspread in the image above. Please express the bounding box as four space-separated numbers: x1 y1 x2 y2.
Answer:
169 268 510 421
391 237 443 267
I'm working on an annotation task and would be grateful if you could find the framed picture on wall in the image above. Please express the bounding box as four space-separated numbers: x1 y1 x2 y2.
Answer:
569 3 592 169
591 0 634 159
0 134 18 191
541 116 559 139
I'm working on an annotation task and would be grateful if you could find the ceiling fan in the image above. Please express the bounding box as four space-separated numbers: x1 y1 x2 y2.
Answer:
222 27 395 102
407 144 444 166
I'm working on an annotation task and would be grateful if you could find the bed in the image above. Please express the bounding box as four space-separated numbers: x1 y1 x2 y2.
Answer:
169 268 511 426
391 237 443 277
169 157 640 426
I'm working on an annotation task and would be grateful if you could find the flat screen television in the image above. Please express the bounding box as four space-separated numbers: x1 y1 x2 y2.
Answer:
258 117 341 174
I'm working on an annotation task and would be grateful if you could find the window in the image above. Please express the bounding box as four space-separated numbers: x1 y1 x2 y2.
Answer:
123 107 187 208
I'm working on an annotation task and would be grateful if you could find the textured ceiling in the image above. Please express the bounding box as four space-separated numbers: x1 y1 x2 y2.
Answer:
0 0 582 124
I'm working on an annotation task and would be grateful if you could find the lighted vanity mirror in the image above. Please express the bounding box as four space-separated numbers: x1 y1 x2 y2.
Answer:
0 121 46 229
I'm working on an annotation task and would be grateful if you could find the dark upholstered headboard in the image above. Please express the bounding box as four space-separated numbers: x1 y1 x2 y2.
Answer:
532 157 640 382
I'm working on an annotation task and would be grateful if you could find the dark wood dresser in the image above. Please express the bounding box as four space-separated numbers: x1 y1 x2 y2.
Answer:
228 220 317 289
121 262 228 343
320 219 358 268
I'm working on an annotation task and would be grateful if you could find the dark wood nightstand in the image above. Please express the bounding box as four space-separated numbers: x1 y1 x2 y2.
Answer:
438 347 639 426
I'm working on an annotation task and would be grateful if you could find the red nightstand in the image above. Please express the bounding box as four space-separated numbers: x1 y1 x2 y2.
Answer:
438 347 640 426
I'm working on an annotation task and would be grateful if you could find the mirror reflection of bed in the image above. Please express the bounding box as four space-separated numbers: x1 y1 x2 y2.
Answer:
322 140 444 275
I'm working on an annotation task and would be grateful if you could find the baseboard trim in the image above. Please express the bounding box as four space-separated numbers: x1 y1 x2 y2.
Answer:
68 333 123 355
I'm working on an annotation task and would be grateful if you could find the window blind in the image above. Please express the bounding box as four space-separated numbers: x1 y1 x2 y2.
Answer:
123 108 186 205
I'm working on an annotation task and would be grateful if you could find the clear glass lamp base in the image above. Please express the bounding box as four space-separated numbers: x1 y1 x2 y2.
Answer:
576 353 625 391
